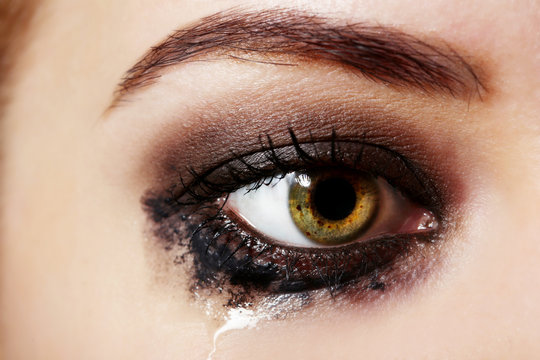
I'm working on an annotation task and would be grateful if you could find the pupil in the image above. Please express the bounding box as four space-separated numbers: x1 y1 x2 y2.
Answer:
313 177 356 221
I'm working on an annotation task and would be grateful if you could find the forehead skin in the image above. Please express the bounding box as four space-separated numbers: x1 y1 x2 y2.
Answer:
1 0 540 359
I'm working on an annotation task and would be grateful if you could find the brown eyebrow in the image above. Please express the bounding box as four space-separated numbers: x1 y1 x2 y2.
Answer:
112 8 486 107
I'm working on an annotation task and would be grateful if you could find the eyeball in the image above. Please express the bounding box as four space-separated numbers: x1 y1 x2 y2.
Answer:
226 170 438 248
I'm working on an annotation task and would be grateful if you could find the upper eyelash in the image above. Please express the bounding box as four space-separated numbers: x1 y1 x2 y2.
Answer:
172 128 435 208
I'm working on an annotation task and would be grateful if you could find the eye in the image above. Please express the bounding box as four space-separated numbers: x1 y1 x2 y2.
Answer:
143 130 448 301
227 169 437 248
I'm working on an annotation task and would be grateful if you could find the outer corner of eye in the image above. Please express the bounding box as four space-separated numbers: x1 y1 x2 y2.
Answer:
225 170 438 249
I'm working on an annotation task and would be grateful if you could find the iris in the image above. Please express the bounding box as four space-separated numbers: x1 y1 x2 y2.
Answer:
289 170 379 246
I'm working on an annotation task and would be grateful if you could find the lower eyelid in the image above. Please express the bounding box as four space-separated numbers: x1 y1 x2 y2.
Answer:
172 197 441 299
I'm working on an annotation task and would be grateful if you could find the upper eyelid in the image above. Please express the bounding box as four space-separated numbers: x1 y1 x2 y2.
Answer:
110 8 487 109
135 99 456 195
175 135 436 208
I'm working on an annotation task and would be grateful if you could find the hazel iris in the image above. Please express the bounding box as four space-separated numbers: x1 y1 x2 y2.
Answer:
289 170 379 245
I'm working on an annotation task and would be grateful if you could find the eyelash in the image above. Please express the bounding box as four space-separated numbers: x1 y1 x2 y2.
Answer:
143 129 446 305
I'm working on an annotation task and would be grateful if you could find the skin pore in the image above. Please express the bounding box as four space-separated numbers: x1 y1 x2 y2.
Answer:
1 0 540 359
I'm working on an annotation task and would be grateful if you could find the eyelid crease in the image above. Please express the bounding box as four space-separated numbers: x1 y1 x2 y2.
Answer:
110 7 487 108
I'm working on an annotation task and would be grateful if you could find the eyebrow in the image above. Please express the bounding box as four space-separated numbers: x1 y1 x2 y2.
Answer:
112 8 485 106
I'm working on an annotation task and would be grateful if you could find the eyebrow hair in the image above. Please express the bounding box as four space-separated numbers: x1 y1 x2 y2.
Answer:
112 8 485 106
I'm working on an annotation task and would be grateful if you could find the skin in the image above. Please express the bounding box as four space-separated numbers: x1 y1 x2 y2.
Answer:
1 0 539 359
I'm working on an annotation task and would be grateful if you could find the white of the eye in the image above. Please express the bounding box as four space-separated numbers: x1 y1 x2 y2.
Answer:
227 173 317 247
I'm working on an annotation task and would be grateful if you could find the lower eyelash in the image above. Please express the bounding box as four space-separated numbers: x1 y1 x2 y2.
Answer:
143 191 441 307
142 130 447 308
190 201 435 293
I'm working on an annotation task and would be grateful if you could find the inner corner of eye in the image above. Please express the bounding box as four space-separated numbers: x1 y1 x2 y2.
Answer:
225 171 438 248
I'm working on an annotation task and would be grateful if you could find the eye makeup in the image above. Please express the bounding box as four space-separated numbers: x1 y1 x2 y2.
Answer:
139 96 466 313
109 33 482 317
